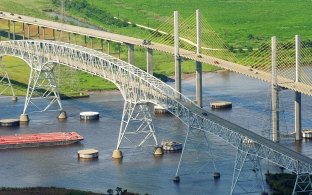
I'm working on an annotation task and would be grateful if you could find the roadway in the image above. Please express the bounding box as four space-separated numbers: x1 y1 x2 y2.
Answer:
1 11 312 97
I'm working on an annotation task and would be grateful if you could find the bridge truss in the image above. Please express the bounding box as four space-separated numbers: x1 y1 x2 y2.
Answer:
1 40 312 194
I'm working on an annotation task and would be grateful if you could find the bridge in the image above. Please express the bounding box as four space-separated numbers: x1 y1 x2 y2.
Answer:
0 10 312 194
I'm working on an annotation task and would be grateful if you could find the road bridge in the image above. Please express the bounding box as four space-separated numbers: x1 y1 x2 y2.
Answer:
1 11 312 97
0 40 311 194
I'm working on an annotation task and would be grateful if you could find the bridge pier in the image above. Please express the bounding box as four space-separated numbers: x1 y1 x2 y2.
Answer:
128 44 135 65
12 21 16 40
174 123 219 182
195 9 202 107
107 40 111 55
7 20 10 39
67 32 71 43
41 27 45 40
147 48 153 75
90 37 94 48
113 101 159 158
295 35 302 141
174 11 182 95
23 62 62 114
231 147 266 194
271 36 280 142
26 24 30 40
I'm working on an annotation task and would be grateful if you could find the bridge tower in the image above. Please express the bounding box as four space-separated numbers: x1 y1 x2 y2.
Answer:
112 101 160 159
20 61 63 122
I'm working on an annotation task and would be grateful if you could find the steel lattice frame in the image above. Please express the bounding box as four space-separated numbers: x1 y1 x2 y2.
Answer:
1 40 312 194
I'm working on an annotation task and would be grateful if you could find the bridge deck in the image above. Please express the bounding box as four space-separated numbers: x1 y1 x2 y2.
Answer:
1 11 312 96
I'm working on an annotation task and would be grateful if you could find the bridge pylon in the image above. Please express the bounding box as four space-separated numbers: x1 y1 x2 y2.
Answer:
113 100 159 158
230 141 266 195
23 62 62 114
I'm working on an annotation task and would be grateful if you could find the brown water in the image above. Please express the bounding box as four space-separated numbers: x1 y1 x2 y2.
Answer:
0 71 311 194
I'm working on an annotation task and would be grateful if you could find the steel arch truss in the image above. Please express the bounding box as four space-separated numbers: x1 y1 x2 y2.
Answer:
116 101 158 149
1 40 312 193
23 62 62 113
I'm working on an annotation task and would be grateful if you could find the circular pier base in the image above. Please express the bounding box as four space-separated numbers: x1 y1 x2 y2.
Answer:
58 111 67 120
11 96 18 102
210 101 232 110
112 149 123 159
154 146 163 156
80 111 99 120
173 176 180 183
0 119 20 127
78 149 99 159
19 114 29 123
213 172 221 179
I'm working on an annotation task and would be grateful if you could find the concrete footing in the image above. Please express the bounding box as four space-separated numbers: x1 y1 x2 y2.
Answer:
112 149 123 159
19 114 29 123
173 176 180 183
213 172 221 179
78 149 99 159
11 96 17 101
58 111 67 120
153 146 163 156
0 119 20 127
210 101 232 110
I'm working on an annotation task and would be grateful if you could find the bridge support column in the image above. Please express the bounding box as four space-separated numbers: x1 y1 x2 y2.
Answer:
271 36 280 142
101 39 104 52
231 146 266 195
174 120 219 182
195 9 203 107
22 23 25 40
41 27 45 40
52 29 56 40
12 21 16 40
107 40 111 55
67 32 71 43
113 101 159 158
23 63 62 114
147 48 153 75
90 37 94 48
128 44 135 65
26 24 30 40
7 20 10 39
84 35 87 47
295 35 302 141
293 173 312 194
174 11 182 95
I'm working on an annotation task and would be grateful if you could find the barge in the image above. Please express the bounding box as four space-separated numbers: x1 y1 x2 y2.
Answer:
0 132 83 149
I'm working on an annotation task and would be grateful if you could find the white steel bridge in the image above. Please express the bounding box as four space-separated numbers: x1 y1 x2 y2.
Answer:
0 40 311 194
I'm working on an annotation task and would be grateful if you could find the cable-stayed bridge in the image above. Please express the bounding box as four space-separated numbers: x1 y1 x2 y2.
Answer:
0 10 312 194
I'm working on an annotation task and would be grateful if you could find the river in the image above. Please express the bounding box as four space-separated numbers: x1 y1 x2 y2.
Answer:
0 71 312 194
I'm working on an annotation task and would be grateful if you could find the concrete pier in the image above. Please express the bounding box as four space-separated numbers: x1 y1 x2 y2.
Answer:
112 149 123 159
271 36 280 142
0 119 20 127
12 21 16 40
147 48 153 75
19 114 29 123
128 44 134 65
78 149 99 159
58 111 67 120
174 11 181 95
195 9 203 108
295 35 302 141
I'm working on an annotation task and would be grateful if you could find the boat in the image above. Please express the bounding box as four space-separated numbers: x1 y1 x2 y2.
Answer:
161 140 182 151
0 132 83 149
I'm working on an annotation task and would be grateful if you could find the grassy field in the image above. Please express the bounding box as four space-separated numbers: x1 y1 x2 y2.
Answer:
0 0 312 95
